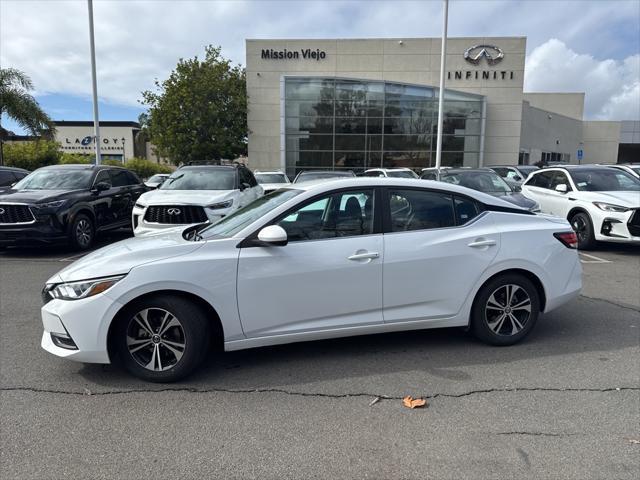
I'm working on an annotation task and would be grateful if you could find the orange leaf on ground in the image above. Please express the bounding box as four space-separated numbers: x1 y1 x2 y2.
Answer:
402 396 427 409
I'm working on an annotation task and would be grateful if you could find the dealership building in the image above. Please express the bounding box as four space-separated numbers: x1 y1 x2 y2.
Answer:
246 37 638 177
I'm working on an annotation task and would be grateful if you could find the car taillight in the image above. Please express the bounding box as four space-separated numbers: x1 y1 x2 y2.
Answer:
553 231 578 249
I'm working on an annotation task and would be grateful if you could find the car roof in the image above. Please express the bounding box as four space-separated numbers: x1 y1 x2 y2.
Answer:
365 167 412 171
440 168 495 174
285 177 525 209
0 166 29 172
39 164 122 171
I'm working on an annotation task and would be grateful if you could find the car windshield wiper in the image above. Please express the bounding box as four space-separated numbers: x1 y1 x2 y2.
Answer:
167 174 184 184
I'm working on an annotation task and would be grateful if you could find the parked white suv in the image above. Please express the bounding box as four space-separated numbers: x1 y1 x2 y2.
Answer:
363 168 418 178
132 164 263 236
254 170 290 194
521 166 640 249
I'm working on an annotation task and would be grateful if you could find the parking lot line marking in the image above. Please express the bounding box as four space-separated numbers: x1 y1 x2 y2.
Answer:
579 253 611 264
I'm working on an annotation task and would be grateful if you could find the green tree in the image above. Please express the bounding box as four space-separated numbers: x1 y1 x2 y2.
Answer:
0 68 56 165
3 140 60 170
141 46 247 165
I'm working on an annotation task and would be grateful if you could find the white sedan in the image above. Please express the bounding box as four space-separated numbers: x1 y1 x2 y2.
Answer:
41 178 582 382
521 166 640 249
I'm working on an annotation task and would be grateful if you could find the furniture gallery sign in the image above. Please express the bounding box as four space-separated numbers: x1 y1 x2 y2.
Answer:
60 135 126 152
261 48 327 60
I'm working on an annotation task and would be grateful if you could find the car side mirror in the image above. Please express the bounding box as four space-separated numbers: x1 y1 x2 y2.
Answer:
555 184 568 193
257 225 288 246
239 182 250 191
94 181 111 192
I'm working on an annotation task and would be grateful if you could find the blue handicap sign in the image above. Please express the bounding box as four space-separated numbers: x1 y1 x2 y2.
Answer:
577 149 583 161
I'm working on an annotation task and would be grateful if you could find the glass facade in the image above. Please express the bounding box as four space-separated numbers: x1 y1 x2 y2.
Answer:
284 77 484 177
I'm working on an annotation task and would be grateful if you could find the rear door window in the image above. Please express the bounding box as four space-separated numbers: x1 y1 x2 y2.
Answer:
387 189 455 232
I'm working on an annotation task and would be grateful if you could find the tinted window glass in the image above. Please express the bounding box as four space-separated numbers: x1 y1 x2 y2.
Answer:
454 196 480 225
110 169 130 187
255 173 288 184
526 171 554 189
0 171 14 186
94 170 111 186
245 169 258 187
570 169 640 192
125 171 141 185
14 169 93 190
277 189 374 241
388 189 455 232
441 171 511 194
161 168 236 190
549 172 571 191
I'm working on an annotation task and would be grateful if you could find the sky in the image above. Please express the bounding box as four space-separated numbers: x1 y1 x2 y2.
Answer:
1 0 639 134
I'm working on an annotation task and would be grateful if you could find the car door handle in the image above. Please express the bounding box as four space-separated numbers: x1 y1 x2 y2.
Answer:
347 251 380 261
468 238 497 248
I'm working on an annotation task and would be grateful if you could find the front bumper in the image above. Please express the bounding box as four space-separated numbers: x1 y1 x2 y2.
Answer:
592 208 640 244
132 204 228 237
41 292 124 364
0 218 66 246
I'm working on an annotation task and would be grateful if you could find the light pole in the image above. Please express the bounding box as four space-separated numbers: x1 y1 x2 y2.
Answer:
121 137 126 163
87 0 101 165
434 0 449 170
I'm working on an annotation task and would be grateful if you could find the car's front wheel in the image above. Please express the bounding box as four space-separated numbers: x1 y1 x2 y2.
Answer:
68 213 95 251
114 295 211 382
471 274 540 346
570 212 596 250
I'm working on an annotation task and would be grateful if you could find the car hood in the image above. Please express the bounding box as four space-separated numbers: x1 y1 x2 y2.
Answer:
575 191 640 207
51 228 204 283
0 189 83 204
493 191 538 210
259 183 290 191
138 188 236 206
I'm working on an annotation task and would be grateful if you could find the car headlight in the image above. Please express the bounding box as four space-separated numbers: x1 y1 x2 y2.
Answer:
207 200 233 210
593 202 629 213
134 202 146 209
48 275 125 301
33 200 67 210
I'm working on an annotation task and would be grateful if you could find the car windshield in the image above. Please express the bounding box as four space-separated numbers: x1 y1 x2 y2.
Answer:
440 171 512 194
255 173 288 184
295 171 354 183
160 168 235 190
13 169 93 190
570 169 640 191
628 166 640 175
199 189 302 239
386 170 418 178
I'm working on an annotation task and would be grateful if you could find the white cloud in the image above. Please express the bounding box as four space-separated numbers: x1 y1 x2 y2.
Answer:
1 1 638 120
524 39 640 120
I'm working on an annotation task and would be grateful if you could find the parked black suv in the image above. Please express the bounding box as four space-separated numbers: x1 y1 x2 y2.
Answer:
0 166 29 192
0 164 147 250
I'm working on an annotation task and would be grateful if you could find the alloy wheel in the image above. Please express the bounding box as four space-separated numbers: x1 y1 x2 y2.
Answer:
76 219 93 247
571 216 588 243
484 284 532 336
126 308 186 371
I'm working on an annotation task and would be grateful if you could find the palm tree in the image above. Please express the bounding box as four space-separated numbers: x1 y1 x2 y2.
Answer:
0 68 56 165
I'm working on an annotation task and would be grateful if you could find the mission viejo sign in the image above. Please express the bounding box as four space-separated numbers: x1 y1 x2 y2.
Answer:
261 48 327 60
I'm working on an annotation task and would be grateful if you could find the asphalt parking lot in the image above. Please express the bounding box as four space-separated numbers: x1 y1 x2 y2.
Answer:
1 236 638 479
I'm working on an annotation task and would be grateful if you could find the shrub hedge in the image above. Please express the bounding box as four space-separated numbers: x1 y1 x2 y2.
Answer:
4 140 173 178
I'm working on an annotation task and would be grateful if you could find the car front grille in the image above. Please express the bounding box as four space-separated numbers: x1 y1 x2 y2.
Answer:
144 205 208 224
0 204 35 224
628 209 640 237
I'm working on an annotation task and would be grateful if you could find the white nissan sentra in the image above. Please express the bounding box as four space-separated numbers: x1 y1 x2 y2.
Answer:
41 178 582 382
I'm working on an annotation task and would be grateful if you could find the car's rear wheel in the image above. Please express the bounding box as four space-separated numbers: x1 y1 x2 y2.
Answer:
68 213 95 251
114 295 211 382
471 274 540 346
570 212 596 250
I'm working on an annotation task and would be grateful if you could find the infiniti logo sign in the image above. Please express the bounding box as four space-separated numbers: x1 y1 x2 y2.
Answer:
463 45 504 65
167 208 182 215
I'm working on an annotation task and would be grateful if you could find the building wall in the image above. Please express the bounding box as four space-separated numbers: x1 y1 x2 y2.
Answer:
519 102 583 164
247 37 527 170
582 121 621 164
522 93 585 120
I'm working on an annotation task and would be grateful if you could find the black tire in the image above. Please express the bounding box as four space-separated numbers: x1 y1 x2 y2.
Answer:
68 213 95 251
471 273 540 346
114 295 211 382
570 212 596 250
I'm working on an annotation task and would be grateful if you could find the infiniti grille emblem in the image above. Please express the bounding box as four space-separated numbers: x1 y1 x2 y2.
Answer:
0 208 5 215
167 208 181 215
463 45 504 65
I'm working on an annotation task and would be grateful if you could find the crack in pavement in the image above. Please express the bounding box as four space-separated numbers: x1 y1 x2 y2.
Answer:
2 385 638 401
579 294 640 313
495 431 579 437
